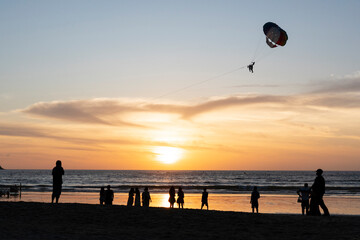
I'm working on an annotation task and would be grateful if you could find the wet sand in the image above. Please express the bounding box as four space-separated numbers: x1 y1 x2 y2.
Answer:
3 192 360 215
1 202 360 240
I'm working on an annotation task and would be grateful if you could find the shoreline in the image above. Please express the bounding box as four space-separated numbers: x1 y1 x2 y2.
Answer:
1 201 360 239
2 191 360 216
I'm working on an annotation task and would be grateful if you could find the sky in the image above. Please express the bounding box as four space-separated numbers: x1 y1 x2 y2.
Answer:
1 0 360 170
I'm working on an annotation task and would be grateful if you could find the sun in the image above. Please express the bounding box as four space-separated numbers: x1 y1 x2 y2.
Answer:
153 146 184 164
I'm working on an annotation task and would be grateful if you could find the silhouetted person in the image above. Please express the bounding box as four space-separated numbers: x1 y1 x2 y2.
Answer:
142 187 151 207
135 188 141 207
99 187 105 205
52 160 64 203
250 186 260 213
201 188 209 210
177 187 184 209
127 188 135 207
297 183 310 215
105 185 114 205
169 186 176 208
247 62 255 73
310 169 330 216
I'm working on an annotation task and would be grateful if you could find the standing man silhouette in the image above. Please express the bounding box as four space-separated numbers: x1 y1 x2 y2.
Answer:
310 169 330 216
250 186 260 213
52 160 64 203
201 188 209 210
105 185 114 205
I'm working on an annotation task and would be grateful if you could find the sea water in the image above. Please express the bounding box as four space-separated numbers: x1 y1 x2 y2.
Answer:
1 170 360 215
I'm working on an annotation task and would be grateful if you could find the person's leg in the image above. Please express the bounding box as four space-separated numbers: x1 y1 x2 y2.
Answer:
314 199 321 216
309 198 318 215
301 205 305 215
305 201 309 215
319 198 330 216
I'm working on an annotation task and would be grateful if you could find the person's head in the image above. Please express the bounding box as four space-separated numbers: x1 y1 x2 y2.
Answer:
101 187 105 191
304 183 308 187
107 185 111 190
203 188 207 192
144 187 148 192
316 169 323 176
56 160 62 167
253 186 257 191
179 187 182 191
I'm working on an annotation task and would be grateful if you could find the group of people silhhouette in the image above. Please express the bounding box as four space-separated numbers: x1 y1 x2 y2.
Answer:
51 161 329 215
126 187 151 207
297 169 330 216
99 185 114 205
168 186 208 209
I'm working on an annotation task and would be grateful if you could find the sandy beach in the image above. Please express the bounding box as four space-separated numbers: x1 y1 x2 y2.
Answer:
1 202 359 240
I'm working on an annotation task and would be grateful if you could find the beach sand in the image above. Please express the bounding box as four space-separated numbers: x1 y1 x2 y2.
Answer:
3 192 360 215
1 202 359 240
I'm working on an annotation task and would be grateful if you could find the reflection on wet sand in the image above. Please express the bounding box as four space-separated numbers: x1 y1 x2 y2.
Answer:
2 192 360 215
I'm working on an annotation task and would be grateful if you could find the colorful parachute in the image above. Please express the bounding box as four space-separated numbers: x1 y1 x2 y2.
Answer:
263 22 288 48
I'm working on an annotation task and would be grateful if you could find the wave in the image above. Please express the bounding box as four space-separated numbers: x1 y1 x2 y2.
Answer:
2 184 359 195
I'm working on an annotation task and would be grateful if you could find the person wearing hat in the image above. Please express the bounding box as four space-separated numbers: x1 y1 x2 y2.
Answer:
309 169 330 216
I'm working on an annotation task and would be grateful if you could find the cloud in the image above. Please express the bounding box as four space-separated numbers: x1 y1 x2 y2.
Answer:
22 99 144 127
145 95 289 118
311 71 360 94
20 95 291 124
231 84 280 88
306 94 360 108
18 71 360 126
20 92 359 128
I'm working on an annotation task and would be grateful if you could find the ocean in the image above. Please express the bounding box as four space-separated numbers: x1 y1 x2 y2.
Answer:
1 170 360 215
1 170 359 195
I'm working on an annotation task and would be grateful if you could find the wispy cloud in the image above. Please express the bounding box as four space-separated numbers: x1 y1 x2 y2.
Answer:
311 71 360 94
145 95 289 118
0 123 138 146
231 84 280 88
18 71 360 127
21 99 145 127
306 94 360 108
21 95 290 124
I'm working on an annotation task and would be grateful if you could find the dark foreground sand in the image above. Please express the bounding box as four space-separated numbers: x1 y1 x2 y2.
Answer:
1 202 359 240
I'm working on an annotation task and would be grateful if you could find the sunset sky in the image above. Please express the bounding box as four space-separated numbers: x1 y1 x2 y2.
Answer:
1 0 360 170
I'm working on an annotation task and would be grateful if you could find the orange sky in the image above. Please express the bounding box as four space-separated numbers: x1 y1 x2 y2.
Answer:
1 2 360 171
1 82 360 170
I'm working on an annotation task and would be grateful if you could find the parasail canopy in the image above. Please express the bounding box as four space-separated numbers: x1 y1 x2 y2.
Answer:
263 22 288 48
